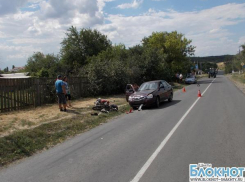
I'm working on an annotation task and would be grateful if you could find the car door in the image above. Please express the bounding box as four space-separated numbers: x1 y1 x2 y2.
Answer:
158 81 165 101
162 81 170 99
159 81 168 100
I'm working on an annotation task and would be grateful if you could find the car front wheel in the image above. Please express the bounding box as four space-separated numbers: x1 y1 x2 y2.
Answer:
155 96 160 108
168 93 173 102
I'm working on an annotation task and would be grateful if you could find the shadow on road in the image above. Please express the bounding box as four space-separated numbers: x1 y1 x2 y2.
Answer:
197 79 222 85
144 100 181 111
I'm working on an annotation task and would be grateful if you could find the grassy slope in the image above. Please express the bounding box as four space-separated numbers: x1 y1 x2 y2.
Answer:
231 73 245 84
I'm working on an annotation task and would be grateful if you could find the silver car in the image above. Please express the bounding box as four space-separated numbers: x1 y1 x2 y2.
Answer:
185 75 197 84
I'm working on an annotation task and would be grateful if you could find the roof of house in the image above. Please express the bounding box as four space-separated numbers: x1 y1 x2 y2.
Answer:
10 67 25 72
0 73 30 79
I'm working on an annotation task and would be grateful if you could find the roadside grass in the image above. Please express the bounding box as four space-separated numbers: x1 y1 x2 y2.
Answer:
231 73 245 84
20 119 35 127
0 119 17 133
196 74 208 79
0 104 131 167
172 82 187 92
0 95 126 137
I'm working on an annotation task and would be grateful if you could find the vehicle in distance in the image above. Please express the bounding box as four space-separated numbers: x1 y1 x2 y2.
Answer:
185 75 197 84
208 68 217 78
128 80 173 109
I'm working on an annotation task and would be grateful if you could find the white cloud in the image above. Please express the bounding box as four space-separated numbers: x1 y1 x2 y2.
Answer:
0 0 28 16
97 0 115 12
28 3 39 9
117 0 143 9
96 3 245 57
0 44 40 68
0 0 107 68
209 29 220 33
238 36 245 45
0 1 245 68
33 0 105 28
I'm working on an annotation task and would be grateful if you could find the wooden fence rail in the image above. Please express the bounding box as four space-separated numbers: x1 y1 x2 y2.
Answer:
0 77 89 113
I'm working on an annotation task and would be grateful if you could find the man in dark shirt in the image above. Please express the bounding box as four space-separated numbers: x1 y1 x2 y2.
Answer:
55 75 67 111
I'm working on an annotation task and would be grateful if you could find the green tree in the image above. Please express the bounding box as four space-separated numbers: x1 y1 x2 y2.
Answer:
142 31 195 64
142 31 195 77
81 44 128 95
4 67 9 73
36 68 49 78
229 44 245 72
60 26 112 74
25 52 61 77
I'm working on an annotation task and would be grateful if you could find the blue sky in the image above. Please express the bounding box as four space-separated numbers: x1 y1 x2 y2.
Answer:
0 0 245 69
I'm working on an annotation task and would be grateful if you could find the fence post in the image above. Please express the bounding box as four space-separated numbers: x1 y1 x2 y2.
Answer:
80 78 82 97
35 78 40 107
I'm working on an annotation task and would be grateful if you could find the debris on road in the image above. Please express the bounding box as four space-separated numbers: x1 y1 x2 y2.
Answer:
138 104 143 111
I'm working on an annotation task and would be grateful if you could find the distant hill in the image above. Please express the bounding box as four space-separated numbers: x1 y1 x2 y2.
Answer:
190 55 234 63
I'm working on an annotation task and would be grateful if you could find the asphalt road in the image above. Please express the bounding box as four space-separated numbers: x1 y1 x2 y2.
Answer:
1 72 245 182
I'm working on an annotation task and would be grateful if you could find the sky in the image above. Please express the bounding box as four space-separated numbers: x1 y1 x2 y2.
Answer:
0 0 245 69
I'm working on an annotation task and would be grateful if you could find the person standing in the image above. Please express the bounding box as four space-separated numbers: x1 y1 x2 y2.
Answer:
63 76 72 107
179 73 183 83
133 83 139 91
55 75 67 112
175 73 180 83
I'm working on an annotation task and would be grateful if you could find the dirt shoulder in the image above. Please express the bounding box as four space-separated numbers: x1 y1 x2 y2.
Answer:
0 95 127 137
226 74 245 94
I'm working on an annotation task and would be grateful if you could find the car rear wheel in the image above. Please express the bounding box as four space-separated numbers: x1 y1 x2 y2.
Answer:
155 96 160 108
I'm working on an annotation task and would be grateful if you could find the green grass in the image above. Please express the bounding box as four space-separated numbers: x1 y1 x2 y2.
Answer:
0 118 17 133
172 82 188 92
20 119 34 127
0 105 130 167
232 73 245 84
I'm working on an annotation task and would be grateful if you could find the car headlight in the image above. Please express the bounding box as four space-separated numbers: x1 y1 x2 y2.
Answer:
147 94 153 99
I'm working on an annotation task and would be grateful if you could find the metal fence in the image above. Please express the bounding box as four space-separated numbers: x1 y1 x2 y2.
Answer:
0 77 89 113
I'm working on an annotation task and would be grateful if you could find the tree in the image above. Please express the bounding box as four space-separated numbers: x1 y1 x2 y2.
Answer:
229 44 245 73
142 31 195 76
25 52 61 77
81 44 129 95
36 68 49 78
60 26 112 74
4 67 9 73
12 65 15 69
142 31 195 64
241 44 245 56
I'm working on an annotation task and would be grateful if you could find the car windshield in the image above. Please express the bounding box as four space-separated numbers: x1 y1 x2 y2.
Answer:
138 82 158 91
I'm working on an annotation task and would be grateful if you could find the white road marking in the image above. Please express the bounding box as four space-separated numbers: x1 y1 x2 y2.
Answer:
130 78 216 182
